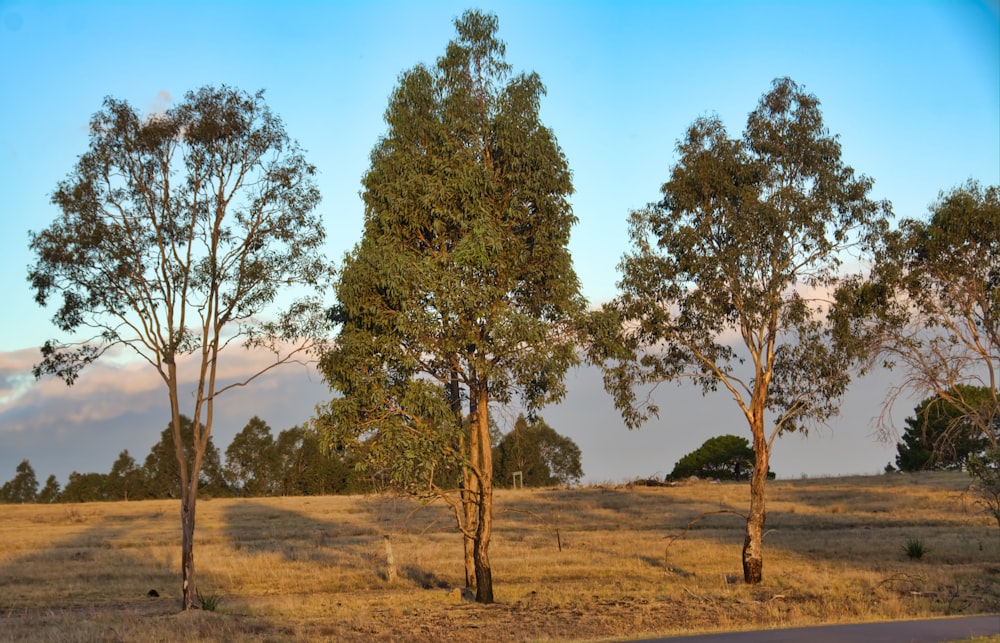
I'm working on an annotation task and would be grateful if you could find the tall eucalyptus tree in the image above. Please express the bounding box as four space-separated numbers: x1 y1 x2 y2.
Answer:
318 11 583 603
590 78 890 583
28 86 328 609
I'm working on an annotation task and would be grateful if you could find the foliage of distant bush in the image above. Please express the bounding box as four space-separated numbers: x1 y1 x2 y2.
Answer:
667 435 775 481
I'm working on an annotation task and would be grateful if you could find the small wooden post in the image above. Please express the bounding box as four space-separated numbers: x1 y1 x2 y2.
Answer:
383 534 397 582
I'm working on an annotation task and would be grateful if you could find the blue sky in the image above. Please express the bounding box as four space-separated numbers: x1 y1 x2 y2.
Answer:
1 1 998 486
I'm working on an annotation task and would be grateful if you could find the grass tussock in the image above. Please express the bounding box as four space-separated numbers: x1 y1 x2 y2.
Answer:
0 472 997 641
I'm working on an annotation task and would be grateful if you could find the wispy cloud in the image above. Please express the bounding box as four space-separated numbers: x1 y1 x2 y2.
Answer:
0 343 333 482
148 90 173 117
0 342 322 434
1 347 160 433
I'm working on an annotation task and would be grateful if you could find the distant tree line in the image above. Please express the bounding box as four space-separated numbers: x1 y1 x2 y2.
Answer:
0 413 581 504
0 416 352 503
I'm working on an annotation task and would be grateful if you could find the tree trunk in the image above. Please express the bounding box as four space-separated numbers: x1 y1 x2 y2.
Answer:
451 372 477 589
173 403 208 611
742 434 770 584
462 465 476 589
167 399 200 611
180 487 198 609
474 511 494 603
472 388 494 603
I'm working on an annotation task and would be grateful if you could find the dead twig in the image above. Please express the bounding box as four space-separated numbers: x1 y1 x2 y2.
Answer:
877 572 927 594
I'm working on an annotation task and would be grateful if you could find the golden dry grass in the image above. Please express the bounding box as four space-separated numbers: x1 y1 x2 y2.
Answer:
0 472 997 641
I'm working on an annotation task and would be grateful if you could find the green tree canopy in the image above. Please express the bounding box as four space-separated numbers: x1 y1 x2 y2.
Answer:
494 415 583 487
225 416 278 496
895 386 996 472
668 435 773 481
840 181 999 447
588 77 890 584
106 450 145 501
60 471 108 503
38 474 61 503
144 416 228 499
272 425 357 496
1 459 39 503
317 10 584 603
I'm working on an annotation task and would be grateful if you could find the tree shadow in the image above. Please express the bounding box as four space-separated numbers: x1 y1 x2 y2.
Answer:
494 485 749 539
218 495 466 590
489 481 993 583
401 564 452 589
0 494 471 639
0 501 195 614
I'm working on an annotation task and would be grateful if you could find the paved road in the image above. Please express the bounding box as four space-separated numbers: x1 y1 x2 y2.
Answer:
642 615 999 642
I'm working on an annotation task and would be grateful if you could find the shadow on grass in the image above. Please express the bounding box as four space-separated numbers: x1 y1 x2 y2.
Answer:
489 481 998 583
402 564 452 589
0 495 470 641
0 497 306 641
218 496 464 589
0 501 191 614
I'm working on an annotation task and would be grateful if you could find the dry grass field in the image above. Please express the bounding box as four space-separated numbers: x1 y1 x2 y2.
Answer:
1 471 998 642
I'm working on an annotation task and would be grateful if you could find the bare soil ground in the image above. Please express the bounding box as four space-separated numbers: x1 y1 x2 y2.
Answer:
1 472 997 641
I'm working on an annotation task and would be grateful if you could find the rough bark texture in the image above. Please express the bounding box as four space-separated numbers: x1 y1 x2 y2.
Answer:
473 392 495 604
448 370 476 589
743 435 770 584
174 401 208 611
169 390 200 611
453 375 477 589
180 492 197 609
462 467 477 589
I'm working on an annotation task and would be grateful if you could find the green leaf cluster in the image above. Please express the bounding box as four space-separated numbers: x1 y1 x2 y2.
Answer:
27 86 329 385
593 77 889 437
0 460 39 503
318 10 585 493
896 386 997 471
493 414 583 487
667 434 773 481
